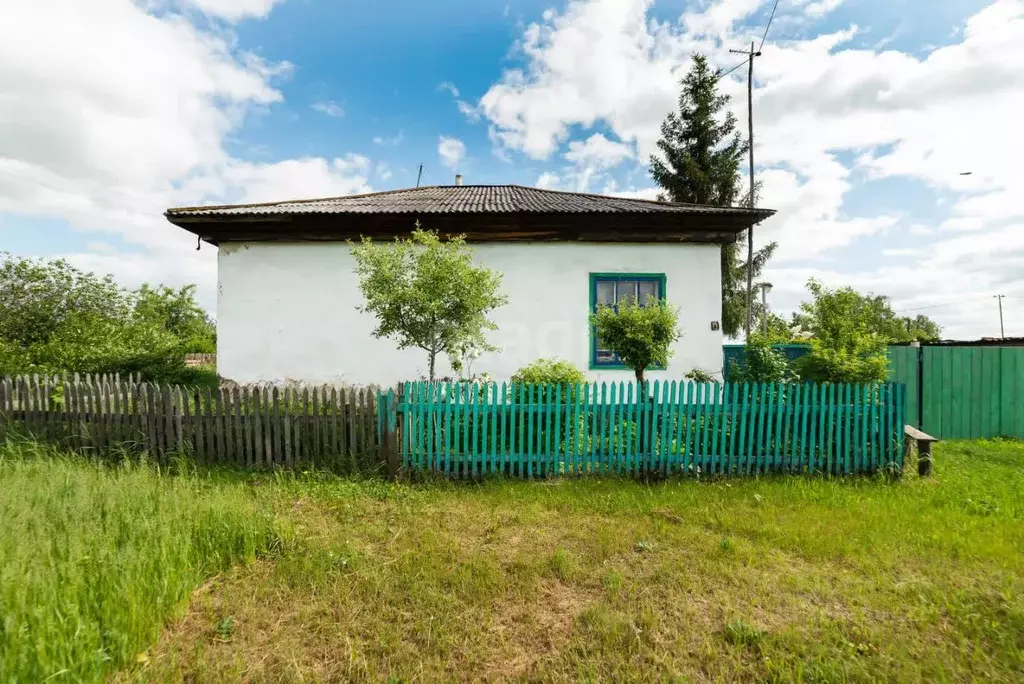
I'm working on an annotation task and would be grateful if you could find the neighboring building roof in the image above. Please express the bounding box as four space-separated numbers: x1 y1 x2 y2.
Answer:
165 184 775 246
167 184 774 219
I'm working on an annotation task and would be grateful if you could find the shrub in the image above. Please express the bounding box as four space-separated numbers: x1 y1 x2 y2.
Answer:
797 338 889 384
0 254 217 385
729 336 798 383
685 368 716 383
511 358 586 388
792 279 891 384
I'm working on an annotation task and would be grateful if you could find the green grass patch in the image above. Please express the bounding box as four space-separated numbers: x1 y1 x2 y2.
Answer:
0 442 274 682
5 438 1024 682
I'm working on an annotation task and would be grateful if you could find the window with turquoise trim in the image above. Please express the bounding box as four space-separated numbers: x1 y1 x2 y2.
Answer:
590 273 666 367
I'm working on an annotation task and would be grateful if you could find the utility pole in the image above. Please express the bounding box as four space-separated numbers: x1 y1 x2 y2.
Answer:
760 282 772 335
416 163 423 188
995 295 1006 338
731 41 761 339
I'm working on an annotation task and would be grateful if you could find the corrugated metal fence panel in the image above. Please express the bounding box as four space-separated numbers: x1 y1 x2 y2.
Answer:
724 344 1024 439
723 344 811 379
1001 348 1024 439
887 346 920 429
920 347 1024 439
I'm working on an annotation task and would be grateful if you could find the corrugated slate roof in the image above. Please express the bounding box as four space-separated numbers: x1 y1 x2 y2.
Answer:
166 185 774 219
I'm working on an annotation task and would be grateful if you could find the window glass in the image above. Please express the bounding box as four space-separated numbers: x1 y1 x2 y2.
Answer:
596 280 616 307
616 280 638 305
638 280 659 305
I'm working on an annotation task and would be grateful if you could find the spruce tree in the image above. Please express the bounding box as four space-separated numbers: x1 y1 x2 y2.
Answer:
650 54 776 338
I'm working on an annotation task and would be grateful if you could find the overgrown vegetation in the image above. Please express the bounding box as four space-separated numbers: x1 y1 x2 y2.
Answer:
591 298 680 384
0 254 216 384
0 442 274 682
795 279 891 383
729 334 798 383
793 278 942 343
350 227 507 381
119 439 1021 682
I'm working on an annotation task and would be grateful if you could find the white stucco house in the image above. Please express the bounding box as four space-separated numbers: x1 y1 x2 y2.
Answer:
166 184 773 386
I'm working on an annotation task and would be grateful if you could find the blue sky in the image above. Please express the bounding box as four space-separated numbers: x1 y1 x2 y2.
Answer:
2 0 1023 338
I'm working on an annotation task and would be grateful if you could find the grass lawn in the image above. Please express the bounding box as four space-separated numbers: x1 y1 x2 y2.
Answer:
2 440 1022 682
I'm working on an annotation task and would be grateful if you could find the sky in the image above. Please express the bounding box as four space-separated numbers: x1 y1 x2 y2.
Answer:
2 0 1023 339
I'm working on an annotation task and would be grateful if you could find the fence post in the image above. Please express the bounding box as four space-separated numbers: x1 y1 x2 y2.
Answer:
379 384 402 481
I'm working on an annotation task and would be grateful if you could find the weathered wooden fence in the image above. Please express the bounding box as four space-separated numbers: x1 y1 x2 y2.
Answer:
184 353 217 367
381 381 907 478
0 375 380 471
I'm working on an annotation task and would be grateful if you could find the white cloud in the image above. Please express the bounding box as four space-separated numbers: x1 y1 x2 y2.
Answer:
184 0 285 21
438 136 467 169
457 100 482 123
536 172 561 189
564 133 633 168
0 0 371 310
437 81 460 97
311 100 345 117
478 0 698 159
563 133 634 190
373 131 404 146
799 0 846 19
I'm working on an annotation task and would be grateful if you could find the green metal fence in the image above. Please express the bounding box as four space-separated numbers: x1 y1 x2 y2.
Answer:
379 381 906 478
920 347 1024 439
724 344 1024 439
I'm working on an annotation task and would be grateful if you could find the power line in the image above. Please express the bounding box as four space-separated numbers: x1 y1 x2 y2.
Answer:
714 59 748 82
894 296 991 313
758 0 781 53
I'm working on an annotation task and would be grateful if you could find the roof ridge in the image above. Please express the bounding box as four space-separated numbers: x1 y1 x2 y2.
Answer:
166 185 445 214
506 184 757 211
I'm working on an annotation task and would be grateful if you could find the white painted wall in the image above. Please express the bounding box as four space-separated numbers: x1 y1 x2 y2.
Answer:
217 241 723 386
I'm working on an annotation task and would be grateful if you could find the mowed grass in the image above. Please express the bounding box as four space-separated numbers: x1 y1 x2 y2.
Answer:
0 443 275 682
129 440 1024 683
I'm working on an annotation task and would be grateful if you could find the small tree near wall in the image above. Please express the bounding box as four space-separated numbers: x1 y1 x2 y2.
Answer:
591 298 681 385
350 226 507 381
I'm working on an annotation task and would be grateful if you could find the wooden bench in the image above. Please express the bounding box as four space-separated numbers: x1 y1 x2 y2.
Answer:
904 425 939 476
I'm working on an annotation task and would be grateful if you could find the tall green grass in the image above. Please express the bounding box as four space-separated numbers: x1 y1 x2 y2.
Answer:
0 442 274 682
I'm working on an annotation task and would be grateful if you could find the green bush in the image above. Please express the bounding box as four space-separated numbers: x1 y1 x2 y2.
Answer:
685 368 716 383
0 254 217 385
511 358 586 388
796 339 889 384
730 336 798 383
792 279 891 384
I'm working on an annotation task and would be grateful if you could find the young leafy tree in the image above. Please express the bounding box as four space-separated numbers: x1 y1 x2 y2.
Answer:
793 279 889 383
134 284 216 353
792 282 942 343
649 54 776 338
0 252 130 347
350 226 507 381
590 298 680 385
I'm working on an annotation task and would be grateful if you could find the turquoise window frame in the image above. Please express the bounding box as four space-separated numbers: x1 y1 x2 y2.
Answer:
589 272 668 370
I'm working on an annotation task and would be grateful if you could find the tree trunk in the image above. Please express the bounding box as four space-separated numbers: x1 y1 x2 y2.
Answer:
428 351 436 382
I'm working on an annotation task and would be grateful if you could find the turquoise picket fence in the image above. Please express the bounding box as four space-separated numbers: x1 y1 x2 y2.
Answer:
378 381 906 478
